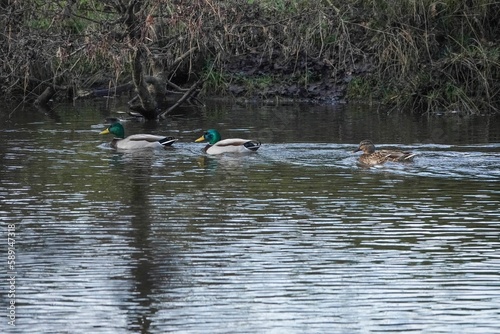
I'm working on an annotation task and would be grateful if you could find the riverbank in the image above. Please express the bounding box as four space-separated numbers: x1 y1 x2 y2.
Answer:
1 1 499 115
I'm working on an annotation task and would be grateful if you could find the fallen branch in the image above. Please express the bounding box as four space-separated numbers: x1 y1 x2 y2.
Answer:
159 80 204 119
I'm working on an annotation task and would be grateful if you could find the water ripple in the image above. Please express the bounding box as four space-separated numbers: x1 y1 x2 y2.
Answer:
1 127 499 333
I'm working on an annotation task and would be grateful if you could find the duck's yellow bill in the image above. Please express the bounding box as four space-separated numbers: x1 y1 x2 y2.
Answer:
195 135 205 142
100 128 110 135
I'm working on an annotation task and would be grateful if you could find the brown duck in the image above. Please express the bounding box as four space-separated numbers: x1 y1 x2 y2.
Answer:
353 140 415 165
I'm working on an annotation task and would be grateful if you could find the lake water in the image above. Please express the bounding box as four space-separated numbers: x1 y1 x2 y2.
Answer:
1 100 499 333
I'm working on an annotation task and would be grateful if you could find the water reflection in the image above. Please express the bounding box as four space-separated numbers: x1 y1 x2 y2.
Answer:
0 101 499 333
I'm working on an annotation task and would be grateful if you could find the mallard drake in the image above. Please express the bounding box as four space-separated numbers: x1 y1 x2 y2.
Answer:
353 139 415 165
100 123 177 150
195 129 261 155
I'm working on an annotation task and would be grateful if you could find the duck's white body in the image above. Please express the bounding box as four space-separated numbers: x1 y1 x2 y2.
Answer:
203 138 261 155
100 123 177 150
196 129 261 155
111 134 177 150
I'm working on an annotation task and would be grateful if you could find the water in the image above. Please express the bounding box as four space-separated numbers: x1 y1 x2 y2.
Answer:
1 100 499 333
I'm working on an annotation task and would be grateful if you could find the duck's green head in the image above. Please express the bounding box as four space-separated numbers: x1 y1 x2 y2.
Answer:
195 129 221 145
100 123 125 139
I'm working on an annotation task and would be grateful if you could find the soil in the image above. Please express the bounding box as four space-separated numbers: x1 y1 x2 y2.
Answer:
221 52 358 103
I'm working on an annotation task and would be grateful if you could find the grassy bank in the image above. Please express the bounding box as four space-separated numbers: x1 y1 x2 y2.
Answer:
1 0 499 114
198 0 500 114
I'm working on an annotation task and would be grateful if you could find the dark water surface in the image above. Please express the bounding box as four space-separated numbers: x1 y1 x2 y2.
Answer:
1 100 499 333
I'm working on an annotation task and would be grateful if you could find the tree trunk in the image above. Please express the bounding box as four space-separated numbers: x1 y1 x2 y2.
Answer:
132 46 158 119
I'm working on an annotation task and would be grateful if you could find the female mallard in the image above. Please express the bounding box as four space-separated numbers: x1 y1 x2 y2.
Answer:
195 129 261 155
353 140 415 165
100 123 177 150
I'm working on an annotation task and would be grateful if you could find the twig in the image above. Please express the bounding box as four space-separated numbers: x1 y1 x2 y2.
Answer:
171 47 198 68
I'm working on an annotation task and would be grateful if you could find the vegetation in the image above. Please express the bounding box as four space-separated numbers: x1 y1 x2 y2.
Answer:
1 0 499 115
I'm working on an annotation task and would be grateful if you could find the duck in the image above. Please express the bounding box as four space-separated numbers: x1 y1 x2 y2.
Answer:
195 129 261 155
100 122 177 150
353 139 415 165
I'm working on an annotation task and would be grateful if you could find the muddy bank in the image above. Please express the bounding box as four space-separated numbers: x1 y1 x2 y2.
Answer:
223 53 351 103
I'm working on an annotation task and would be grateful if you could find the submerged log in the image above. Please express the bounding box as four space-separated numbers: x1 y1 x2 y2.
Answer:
34 86 57 106
90 83 135 97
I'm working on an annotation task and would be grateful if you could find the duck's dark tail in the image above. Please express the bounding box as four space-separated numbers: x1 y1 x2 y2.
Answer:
244 141 261 152
159 136 178 147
